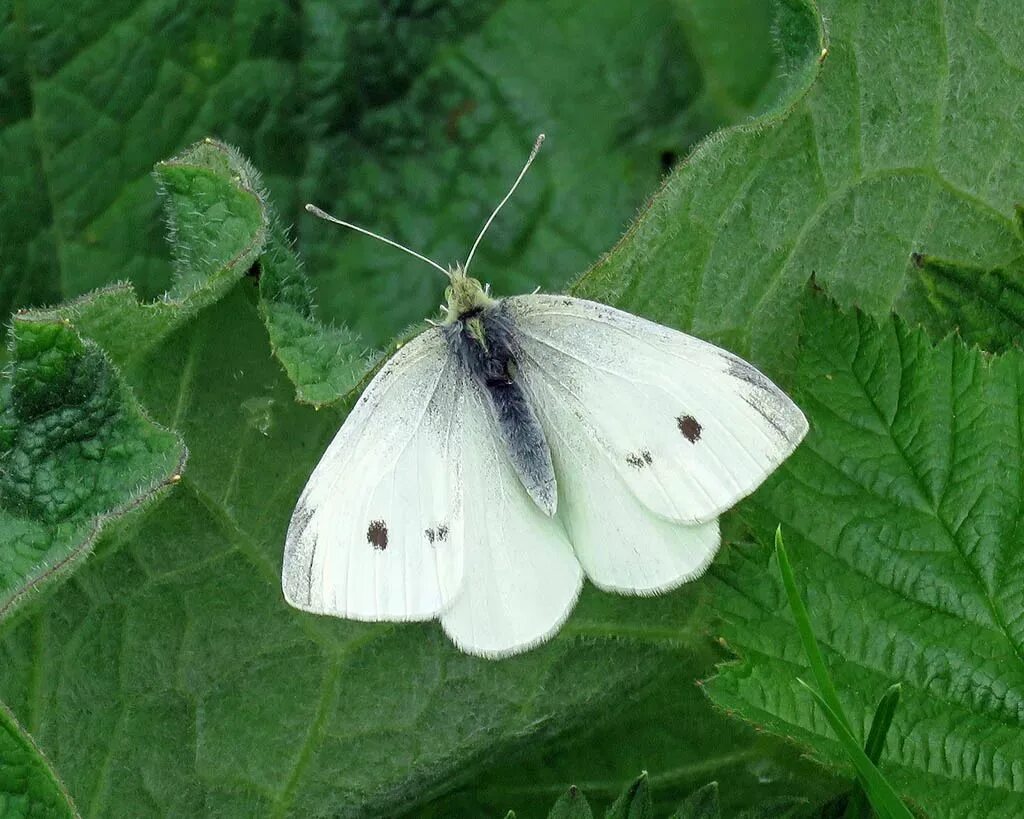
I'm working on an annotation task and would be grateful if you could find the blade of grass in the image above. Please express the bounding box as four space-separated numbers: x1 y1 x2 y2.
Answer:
773 527 851 733
796 680 913 819
845 684 902 819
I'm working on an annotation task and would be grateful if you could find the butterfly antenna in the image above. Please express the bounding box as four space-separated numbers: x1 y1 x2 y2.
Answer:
463 133 545 275
305 204 450 279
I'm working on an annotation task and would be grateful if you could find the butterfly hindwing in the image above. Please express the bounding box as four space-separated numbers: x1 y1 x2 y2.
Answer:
282 329 464 621
440 380 582 657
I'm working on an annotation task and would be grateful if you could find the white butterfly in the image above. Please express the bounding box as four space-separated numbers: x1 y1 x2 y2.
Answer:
282 135 807 658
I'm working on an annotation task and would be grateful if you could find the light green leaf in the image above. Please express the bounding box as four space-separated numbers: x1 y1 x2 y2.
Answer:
706 292 1024 817
576 0 1024 369
0 701 79 819
256 217 373 408
0 316 184 621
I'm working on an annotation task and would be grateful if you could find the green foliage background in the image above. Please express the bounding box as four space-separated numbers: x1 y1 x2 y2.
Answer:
1 0 1023 817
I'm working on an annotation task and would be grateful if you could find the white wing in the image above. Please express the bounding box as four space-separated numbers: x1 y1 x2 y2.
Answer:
528 359 721 594
282 329 464 621
440 381 583 657
506 294 808 526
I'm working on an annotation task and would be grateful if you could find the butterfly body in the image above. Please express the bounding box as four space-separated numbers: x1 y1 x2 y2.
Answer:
444 270 557 515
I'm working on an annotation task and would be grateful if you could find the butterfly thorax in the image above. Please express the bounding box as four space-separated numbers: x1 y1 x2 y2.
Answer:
441 264 495 325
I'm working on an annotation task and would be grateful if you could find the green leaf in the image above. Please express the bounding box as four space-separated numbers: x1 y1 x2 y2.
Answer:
425 654 842 817
669 781 721 819
50 139 269 370
0 701 79 819
706 292 1024 817
0 316 184 621
548 785 594 819
605 772 652 819
299 0 799 348
575 0 1024 369
910 252 1024 354
256 217 373 408
773 528 910 817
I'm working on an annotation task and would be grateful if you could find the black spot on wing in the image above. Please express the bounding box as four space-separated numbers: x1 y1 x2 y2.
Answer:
626 449 654 469
677 415 702 443
425 524 449 546
367 519 388 550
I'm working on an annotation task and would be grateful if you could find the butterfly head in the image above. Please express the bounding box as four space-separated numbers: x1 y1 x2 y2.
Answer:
442 263 495 324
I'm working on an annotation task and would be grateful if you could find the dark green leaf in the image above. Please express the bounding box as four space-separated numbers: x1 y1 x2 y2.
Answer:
707 292 1024 816
605 771 652 819
0 316 184 620
548 785 594 819
669 781 720 819
910 252 1024 354
0 701 79 819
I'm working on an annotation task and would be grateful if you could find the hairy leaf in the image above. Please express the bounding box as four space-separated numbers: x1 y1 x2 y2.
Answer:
576 0 1024 367
707 292 1024 817
0 316 183 620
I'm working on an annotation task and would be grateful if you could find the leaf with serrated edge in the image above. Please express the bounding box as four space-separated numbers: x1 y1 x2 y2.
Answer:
706 292 1024 817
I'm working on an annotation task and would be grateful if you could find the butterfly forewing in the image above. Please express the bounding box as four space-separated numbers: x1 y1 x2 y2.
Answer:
520 356 721 594
282 330 464 620
505 294 808 525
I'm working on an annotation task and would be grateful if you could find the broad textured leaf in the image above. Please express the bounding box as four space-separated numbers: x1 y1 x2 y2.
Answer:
0 701 78 818
299 0 791 347
706 293 1024 818
0 316 183 620
575 0 1024 367
423 654 841 818
0 285 722 817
